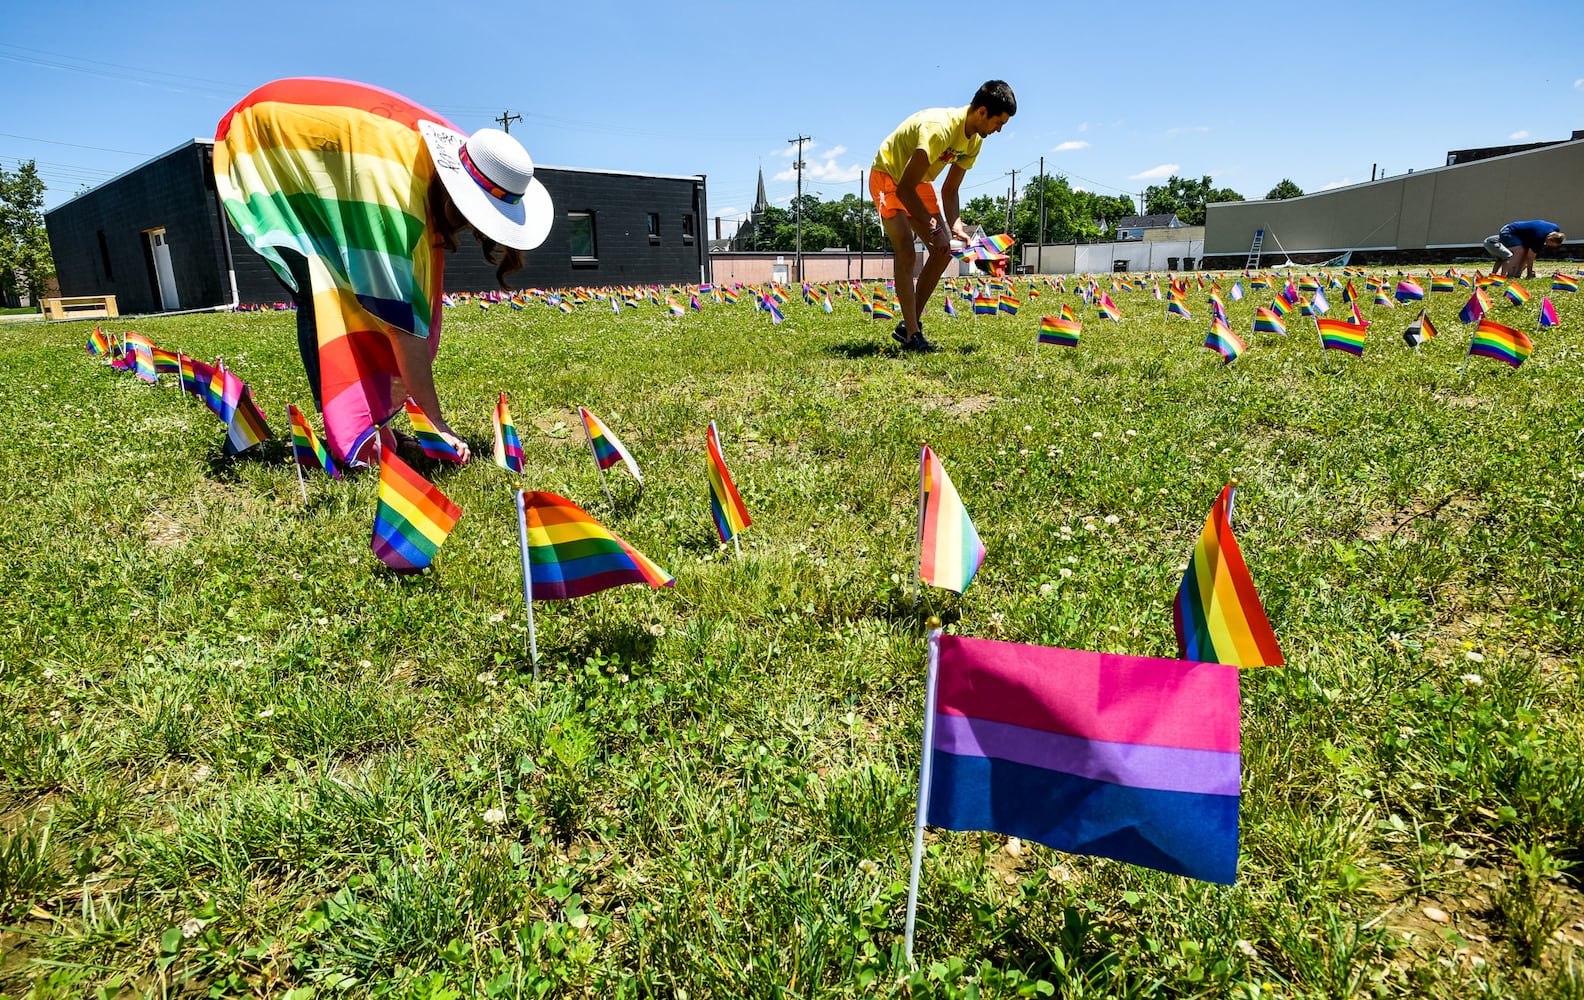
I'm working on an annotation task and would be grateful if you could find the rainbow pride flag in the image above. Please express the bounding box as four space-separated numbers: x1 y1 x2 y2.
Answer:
998 294 1020 316
579 406 641 486
371 451 461 573
1268 296 1291 318
1252 306 1286 337
1166 299 1192 320
1174 484 1283 668
706 420 751 543
1038 316 1080 347
1540 297 1560 328
1096 293 1121 322
1316 318 1368 356
520 491 672 599
288 402 339 479
1203 318 1245 363
125 332 158 383
1552 273 1578 293
1469 319 1534 368
222 370 273 455
403 399 465 462
1431 275 1458 294
972 293 997 316
873 298 896 321
1504 281 1530 306
926 633 1241 884
918 445 985 594
492 392 524 473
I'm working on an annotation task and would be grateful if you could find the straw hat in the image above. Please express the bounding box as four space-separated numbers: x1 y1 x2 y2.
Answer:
419 121 553 251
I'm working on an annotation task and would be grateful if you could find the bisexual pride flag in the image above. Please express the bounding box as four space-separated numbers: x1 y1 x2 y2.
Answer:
1540 297 1560 328
924 633 1241 884
1394 279 1425 303
1459 289 1491 324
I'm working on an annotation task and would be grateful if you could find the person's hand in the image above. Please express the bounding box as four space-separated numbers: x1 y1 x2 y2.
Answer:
928 223 952 254
438 429 471 463
950 221 971 246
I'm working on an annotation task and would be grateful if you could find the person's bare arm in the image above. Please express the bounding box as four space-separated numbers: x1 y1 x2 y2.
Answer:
388 330 471 462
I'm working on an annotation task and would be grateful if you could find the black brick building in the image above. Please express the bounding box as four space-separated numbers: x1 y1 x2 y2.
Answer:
45 140 710 315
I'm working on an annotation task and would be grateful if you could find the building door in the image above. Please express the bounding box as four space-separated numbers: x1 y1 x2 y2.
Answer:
148 229 180 311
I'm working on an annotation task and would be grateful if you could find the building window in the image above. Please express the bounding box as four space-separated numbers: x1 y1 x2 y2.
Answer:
646 212 660 243
97 230 113 279
682 213 695 244
568 211 597 265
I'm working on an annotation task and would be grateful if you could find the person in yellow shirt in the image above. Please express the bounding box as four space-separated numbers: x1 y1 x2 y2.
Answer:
871 81 1016 352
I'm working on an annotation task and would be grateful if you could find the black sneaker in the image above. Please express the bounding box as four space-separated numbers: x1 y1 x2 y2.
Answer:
905 332 937 353
891 327 910 347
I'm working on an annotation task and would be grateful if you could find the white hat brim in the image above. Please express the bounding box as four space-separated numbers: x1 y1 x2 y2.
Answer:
419 120 554 252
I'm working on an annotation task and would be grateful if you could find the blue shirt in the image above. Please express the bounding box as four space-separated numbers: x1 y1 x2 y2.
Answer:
1499 220 1562 250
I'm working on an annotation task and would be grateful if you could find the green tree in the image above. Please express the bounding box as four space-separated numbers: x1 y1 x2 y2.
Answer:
0 161 53 304
960 195 1003 234
1142 174 1243 226
1265 178 1304 200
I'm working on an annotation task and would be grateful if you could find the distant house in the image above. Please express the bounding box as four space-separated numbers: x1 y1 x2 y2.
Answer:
1114 214 1186 241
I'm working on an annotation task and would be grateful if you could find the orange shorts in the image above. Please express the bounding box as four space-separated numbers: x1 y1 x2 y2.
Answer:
869 171 940 221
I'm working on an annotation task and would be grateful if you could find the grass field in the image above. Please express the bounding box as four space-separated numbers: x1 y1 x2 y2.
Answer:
3 270 1584 998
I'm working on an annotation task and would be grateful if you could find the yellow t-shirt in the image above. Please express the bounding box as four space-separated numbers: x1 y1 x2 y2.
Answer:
872 105 981 183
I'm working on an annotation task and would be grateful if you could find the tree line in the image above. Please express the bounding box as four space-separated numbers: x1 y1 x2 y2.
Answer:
0 160 54 307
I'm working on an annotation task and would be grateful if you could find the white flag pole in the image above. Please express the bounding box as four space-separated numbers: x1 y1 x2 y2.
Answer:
515 488 540 679
289 406 307 504
912 443 928 611
1225 479 1238 529
904 622 944 968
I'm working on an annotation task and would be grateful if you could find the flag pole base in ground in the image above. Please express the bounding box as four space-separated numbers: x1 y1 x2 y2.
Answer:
514 488 540 679
904 621 944 968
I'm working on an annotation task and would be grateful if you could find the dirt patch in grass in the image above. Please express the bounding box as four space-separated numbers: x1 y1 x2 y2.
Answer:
532 409 582 445
1360 494 1480 543
145 510 188 550
919 394 998 420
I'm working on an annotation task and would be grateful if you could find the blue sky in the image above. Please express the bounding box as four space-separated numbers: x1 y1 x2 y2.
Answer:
5 0 1581 232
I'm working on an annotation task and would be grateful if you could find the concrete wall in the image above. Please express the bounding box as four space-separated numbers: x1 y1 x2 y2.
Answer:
1205 138 1584 261
707 252 895 285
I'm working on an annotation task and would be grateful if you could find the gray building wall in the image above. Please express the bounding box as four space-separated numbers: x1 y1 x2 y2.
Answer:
1204 138 1584 266
46 141 711 313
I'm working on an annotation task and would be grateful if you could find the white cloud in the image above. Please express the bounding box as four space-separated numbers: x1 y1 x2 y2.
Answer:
1128 163 1179 181
1318 178 1354 191
770 142 862 184
1052 140 1089 152
1072 184 1087 192
1575 78 1584 90
1509 130 1530 140
1077 121 1090 132
714 205 741 219
1165 125 1210 137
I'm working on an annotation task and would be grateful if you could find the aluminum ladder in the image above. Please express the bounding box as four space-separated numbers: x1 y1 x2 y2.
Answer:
1244 229 1264 269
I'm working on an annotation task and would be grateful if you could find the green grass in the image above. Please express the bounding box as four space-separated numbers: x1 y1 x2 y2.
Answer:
3 271 1584 998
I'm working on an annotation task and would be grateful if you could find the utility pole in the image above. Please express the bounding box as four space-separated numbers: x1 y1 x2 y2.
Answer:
858 169 865 282
1004 168 1018 236
1036 156 1045 275
788 134 810 281
494 110 523 134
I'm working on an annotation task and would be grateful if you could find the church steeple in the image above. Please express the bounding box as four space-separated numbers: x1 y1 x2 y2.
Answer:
754 164 769 214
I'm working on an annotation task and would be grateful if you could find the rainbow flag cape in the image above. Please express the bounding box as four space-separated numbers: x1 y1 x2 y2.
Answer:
519 491 672 599
1252 307 1286 337
918 445 985 594
492 392 524 473
1539 297 1560 328
1504 281 1530 306
1316 318 1368 356
215 78 459 465
1469 319 1534 368
579 406 642 486
925 633 1240 884
403 399 465 462
1174 484 1283 668
706 420 751 542
222 370 273 455
288 402 339 479
1203 318 1245 363
1394 279 1425 302
1403 309 1437 348
1038 316 1080 347
371 451 461 573
1552 273 1578 293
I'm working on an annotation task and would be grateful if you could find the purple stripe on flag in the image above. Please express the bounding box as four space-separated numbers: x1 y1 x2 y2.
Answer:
933 713 1240 796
